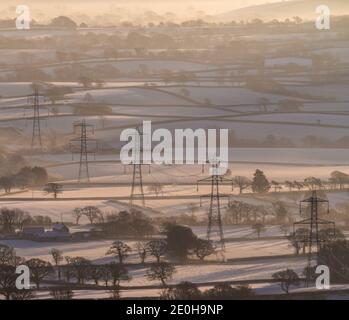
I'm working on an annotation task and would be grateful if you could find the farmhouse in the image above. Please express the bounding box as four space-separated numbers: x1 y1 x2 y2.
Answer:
22 227 45 239
21 223 71 241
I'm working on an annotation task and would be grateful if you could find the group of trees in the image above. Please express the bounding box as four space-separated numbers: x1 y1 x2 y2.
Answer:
230 170 349 195
0 166 48 193
272 242 349 294
161 282 254 300
105 224 216 264
0 240 254 300
0 208 52 234
287 228 345 257
225 200 291 226
0 245 34 300
225 200 267 225
72 206 103 225
318 240 349 283
99 210 156 237
2 228 348 299
0 224 216 300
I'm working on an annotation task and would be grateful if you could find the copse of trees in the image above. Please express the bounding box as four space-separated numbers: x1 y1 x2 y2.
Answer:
225 200 268 224
164 224 198 261
0 245 32 300
99 210 156 237
0 208 52 234
45 86 72 105
161 282 254 300
164 223 216 261
0 166 48 193
50 16 77 29
80 206 102 225
26 258 53 289
318 239 349 283
287 228 345 257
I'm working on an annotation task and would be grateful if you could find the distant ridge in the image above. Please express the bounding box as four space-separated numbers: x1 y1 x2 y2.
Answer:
217 0 349 21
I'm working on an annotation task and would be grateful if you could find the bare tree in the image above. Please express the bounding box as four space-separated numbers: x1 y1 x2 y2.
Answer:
193 239 215 261
50 248 63 280
285 181 295 191
257 97 270 112
187 203 199 216
252 223 265 239
233 176 251 194
100 265 111 287
89 265 103 286
26 258 53 289
0 265 19 300
304 177 322 190
81 206 102 225
43 183 63 199
293 181 303 191
49 289 73 300
147 184 163 197
147 262 176 286
68 257 91 284
271 180 282 192
272 269 300 294
0 208 30 233
0 245 25 300
136 242 148 264
106 241 132 264
72 208 83 225
107 262 131 287
146 240 167 263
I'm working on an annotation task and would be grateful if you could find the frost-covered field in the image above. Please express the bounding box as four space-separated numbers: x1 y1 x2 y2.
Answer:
0 24 348 300
0 238 293 264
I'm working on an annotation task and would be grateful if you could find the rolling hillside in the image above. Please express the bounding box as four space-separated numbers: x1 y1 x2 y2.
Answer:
217 0 349 21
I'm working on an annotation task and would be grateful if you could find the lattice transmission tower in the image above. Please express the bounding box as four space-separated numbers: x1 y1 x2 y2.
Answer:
24 87 48 149
69 119 98 182
128 126 151 208
197 161 233 250
293 190 335 286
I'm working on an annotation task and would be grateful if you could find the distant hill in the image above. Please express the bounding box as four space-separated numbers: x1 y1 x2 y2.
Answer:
217 0 349 22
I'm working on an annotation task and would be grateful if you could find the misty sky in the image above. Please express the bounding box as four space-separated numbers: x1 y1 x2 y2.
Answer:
0 0 288 16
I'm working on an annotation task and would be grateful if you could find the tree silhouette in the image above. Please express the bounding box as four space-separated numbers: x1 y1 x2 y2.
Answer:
252 169 270 193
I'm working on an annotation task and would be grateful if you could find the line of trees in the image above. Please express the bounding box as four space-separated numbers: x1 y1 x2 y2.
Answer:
230 170 349 195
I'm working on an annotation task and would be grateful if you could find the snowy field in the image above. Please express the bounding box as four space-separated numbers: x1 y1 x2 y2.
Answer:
0 25 348 300
0 238 294 264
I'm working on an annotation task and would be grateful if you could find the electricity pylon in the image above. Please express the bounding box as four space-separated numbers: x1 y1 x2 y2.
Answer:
31 88 42 148
197 161 233 250
24 86 50 149
129 126 150 208
69 119 97 182
293 190 335 286
24 87 44 149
